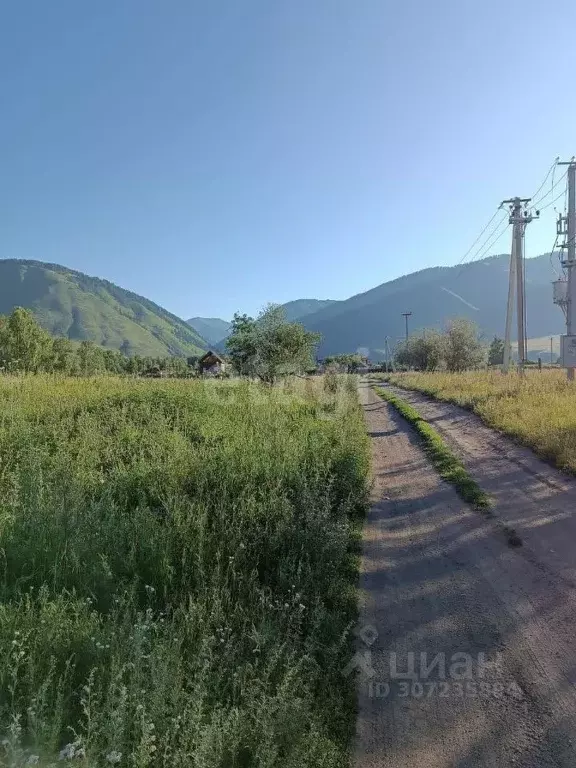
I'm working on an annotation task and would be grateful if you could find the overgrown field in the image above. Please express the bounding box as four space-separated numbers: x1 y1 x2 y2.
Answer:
385 370 576 472
0 375 369 767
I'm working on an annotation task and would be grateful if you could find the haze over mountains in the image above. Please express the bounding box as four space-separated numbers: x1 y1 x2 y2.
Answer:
186 299 336 346
186 317 232 347
301 253 564 358
191 253 565 359
0 254 564 360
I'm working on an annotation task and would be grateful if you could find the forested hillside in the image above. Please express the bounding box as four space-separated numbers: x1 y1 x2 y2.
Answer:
0 260 207 357
299 253 564 358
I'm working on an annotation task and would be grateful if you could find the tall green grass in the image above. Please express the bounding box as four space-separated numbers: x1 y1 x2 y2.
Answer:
0 375 369 767
384 369 576 473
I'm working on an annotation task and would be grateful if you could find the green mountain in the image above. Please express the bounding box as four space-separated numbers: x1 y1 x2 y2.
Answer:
281 299 336 321
297 253 564 360
187 299 336 346
0 260 207 357
186 317 232 347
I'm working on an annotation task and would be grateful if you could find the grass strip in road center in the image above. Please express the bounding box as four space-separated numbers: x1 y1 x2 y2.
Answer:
371 385 523 547
372 385 490 510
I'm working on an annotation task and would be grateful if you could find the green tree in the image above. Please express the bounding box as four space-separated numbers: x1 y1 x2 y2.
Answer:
395 330 443 371
165 357 189 377
103 349 125 374
51 337 79 374
488 336 505 367
324 353 365 372
0 307 54 373
443 319 485 372
227 305 320 383
78 340 105 375
226 313 258 376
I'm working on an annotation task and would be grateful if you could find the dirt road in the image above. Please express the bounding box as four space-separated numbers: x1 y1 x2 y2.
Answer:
355 381 576 767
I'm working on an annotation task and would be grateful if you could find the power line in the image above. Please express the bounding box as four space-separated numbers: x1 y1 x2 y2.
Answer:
459 209 508 267
474 215 510 258
466 213 509 263
531 157 559 202
549 233 561 277
533 168 568 208
537 185 568 213
455 206 504 267
455 215 510 279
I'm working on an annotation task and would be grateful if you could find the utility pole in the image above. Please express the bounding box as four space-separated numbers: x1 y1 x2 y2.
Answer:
551 336 554 366
558 160 576 379
383 336 394 372
503 235 517 374
402 312 412 342
501 197 536 375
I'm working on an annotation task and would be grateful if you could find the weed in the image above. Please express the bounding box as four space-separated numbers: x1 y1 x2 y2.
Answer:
0 374 369 766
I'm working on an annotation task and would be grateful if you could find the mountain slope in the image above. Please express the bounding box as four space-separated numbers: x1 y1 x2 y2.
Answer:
281 299 336 321
186 317 231 347
297 253 564 358
0 260 207 357
187 299 336 345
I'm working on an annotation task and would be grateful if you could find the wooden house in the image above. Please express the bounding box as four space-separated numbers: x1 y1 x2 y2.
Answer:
198 350 227 375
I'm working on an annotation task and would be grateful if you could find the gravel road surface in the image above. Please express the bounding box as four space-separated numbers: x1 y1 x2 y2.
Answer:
354 381 576 767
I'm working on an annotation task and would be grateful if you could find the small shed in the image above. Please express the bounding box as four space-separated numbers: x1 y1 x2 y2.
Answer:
198 350 226 375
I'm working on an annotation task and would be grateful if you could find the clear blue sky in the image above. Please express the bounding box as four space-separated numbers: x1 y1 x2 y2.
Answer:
2 0 575 321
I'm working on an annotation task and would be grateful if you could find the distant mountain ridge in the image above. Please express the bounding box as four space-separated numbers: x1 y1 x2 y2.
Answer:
297 253 564 359
187 299 336 345
191 253 564 361
1 253 563 363
0 259 207 357
186 317 231 347
280 299 336 321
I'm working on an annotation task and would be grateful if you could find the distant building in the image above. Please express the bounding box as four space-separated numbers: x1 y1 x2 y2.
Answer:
198 350 227 375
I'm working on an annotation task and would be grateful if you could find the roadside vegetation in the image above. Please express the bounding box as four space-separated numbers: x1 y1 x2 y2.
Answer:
0 374 368 767
383 369 576 474
394 318 485 373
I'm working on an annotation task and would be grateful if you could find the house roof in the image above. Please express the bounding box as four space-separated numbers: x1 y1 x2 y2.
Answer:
198 350 225 365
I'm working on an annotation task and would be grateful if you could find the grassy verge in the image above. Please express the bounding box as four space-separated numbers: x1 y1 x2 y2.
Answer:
0 374 369 767
383 370 576 475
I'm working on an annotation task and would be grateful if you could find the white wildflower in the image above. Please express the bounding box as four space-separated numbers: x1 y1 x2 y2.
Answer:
106 750 122 764
26 756 40 765
59 742 76 760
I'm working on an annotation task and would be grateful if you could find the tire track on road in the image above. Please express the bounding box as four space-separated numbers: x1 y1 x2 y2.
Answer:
355 381 576 767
